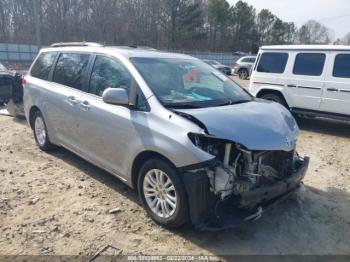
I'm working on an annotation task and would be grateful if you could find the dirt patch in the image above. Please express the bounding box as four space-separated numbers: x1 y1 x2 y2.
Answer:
0 112 350 257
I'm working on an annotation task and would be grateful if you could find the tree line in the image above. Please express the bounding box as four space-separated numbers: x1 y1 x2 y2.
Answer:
0 0 346 53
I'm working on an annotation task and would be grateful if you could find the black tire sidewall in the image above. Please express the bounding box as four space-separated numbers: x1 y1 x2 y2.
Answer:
137 158 189 228
239 69 248 79
261 94 284 106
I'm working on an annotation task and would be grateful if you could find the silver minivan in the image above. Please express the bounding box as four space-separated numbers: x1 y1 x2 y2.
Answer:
24 43 309 229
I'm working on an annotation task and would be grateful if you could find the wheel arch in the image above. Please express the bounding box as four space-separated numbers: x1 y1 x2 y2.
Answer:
238 66 249 72
256 88 290 109
131 150 177 189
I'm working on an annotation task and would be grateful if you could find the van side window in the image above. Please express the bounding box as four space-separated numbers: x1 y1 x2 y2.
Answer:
30 52 57 80
333 54 350 78
293 53 325 76
89 56 132 96
52 53 90 90
243 58 255 63
257 52 288 73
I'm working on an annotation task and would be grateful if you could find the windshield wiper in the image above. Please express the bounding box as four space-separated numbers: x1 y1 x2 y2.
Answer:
163 103 202 109
214 99 251 107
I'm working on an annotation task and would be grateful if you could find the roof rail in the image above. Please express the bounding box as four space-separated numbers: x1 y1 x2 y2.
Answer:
126 45 157 50
50 42 103 47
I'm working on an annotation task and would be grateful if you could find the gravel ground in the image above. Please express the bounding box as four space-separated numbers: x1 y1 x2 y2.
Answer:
0 77 350 257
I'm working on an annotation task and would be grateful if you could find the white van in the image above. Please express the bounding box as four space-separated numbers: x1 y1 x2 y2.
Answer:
249 45 350 120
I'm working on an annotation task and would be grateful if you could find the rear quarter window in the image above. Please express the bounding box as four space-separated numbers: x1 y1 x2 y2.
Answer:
293 53 325 76
52 53 90 90
333 54 350 78
30 52 57 80
257 52 288 73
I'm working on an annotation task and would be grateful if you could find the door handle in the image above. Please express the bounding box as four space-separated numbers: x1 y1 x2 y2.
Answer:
79 101 90 111
66 96 78 105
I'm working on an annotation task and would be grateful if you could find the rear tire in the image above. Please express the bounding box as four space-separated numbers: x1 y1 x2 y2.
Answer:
137 158 189 228
238 68 249 79
260 93 287 108
32 110 55 151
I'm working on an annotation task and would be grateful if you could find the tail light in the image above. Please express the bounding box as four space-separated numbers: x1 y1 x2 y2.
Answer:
22 78 26 88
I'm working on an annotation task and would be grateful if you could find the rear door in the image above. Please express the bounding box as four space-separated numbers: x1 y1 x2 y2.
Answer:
0 63 14 102
48 52 91 153
320 52 350 115
285 52 326 110
0 73 13 102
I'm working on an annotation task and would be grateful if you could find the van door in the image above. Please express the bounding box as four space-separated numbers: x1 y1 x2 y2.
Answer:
76 55 147 178
48 52 91 153
0 73 13 103
285 52 326 110
320 52 350 115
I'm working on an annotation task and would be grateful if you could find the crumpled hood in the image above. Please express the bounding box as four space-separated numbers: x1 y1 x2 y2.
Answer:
176 100 299 151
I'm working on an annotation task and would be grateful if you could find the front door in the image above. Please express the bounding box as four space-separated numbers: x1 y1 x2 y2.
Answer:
76 55 148 178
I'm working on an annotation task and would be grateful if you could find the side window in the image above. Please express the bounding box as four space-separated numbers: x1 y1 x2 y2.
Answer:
30 52 57 80
89 56 132 96
293 53 325 76
52 53 90 90
333 54 350 78
247 58 256 63
257 52 288 73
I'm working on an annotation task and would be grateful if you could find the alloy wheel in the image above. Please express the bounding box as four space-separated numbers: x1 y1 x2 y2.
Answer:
143 169 177 218
34 116 46 146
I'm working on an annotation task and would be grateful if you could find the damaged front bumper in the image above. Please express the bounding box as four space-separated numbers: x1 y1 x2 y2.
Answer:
182 156 310 230
236 156 309 209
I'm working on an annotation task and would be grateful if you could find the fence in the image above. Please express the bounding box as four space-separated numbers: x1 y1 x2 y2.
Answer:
0 43 241 65
0 43 41 62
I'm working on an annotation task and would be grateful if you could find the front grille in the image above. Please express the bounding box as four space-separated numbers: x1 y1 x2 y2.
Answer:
260 150 295 177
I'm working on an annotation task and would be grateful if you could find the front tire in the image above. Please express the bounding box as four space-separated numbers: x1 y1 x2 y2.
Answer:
138 158 189 228
32 110 55 151
260 93 287 108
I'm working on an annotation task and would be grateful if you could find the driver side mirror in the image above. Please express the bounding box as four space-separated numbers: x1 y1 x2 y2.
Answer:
102 88 129 106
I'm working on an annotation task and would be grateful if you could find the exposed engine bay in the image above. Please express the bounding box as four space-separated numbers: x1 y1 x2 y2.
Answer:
188 133 300 203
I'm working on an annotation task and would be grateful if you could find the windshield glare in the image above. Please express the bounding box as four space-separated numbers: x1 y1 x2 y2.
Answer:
130 57 251 108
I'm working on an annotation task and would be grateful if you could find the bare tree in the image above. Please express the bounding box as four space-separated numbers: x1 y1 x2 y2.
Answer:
297 20 332 44
341 32 350 45
0 0 336 53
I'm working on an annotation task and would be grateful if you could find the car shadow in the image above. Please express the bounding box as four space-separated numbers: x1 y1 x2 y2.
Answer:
47 147 141 204
296 116 350 138
173 184 350 256
46 147 350 256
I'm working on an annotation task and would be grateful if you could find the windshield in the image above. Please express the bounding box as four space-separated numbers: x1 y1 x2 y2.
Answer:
130 57 251 108
0 63 7 71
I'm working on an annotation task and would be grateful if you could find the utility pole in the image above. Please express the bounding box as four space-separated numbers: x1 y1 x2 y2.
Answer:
33 0 42 48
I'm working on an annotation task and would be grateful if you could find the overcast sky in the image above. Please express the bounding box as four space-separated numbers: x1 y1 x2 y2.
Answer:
227 0 350 39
